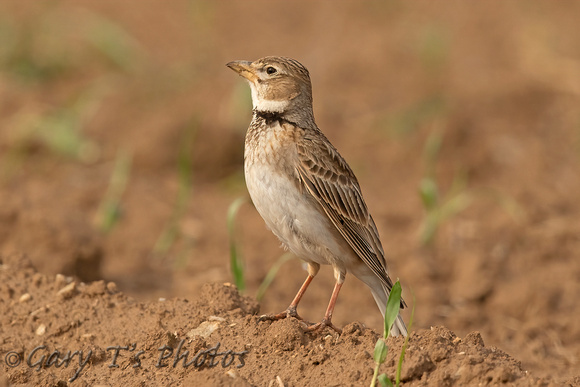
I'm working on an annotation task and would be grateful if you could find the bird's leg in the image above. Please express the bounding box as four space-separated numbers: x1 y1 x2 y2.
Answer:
305 269 345 334
259 262 319 322
304 281 343 334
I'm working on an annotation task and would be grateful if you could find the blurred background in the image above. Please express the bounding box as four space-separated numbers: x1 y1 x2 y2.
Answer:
0 0 579 381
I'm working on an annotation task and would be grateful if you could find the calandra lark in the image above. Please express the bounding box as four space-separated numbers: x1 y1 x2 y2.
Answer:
227 56 407 336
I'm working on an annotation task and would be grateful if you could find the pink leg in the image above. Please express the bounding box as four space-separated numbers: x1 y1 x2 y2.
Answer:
304 281 343 334
260 274 314 321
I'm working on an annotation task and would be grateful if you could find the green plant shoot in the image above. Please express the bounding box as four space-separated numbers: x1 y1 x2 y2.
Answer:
370 281 402 387
227 196 247 292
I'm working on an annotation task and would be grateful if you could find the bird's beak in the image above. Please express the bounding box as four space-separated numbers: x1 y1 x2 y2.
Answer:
226 60 258 82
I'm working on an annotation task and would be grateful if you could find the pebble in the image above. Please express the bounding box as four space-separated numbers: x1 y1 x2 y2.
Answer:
55 274 67 289
57 282 77 299
36 324 46 336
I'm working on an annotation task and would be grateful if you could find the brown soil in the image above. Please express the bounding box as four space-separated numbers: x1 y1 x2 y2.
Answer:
0 254 561 386
1 1 580 386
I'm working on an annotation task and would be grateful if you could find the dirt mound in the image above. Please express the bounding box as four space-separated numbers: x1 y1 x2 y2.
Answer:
0 254 562 386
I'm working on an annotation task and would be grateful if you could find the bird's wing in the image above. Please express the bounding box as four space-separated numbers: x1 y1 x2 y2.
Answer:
295 130 403 304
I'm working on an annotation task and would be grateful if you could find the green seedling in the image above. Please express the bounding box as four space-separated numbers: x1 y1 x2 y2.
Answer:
418 172 472 246
153 121 196 257
370 281 402 387
418 131 524 246
84 11 143 72
395 295 415 386
417 25 450 73
0 16 70 83
23 90 101 162
0 8 142 83
418 131 472 246
226 81 254 130
227 196 247 292
255 253 294 302
383 94 447 137
95 149 132 233
227 198 296 299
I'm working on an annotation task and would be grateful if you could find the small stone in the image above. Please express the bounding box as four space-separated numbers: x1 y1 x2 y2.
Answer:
57 282 77 300
30 306 46 318
55 274 67 289
36 324 46 336
208 316 226 322
19 293 31 303
187 320 221 339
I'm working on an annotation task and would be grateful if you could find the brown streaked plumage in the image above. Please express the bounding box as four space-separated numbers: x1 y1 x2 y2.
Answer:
227 56 407 336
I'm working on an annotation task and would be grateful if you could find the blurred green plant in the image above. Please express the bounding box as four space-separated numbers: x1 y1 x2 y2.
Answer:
226 81 254 129
0 16 70 83
255 253 294 302
218 170 248 195
418 131 525 247
417 25 450 72
418 131 472 246
382 94 447 137
84 12 143 73
187 0 216 32
227 196 247 292
95 149 132 233
378 25 449 138
395 295 414 386
0 9 141 84
227 197 296 298
370 281 403 387
153 120 197 258
11 89 102 163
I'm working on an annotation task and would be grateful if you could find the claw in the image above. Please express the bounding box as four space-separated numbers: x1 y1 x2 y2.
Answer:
259 306 303 322
303 319 342 334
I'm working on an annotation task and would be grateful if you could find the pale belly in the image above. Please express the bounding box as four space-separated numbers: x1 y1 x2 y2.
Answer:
244 162 347 267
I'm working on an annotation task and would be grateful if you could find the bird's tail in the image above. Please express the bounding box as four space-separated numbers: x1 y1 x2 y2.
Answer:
370 285 408 337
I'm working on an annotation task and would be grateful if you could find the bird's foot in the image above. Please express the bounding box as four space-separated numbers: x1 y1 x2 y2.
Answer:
303 318 342 334
259 306 303 322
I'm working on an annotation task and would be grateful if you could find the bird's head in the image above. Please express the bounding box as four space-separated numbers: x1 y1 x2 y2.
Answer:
227 56 314 122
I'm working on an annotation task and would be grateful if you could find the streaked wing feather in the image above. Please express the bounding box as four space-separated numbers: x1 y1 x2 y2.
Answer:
296 132 405 307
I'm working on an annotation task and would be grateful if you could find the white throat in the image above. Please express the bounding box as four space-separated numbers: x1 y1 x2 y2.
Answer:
249 83 289 113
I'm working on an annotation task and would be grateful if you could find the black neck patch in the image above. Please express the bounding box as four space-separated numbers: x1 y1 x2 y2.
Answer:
254 110 283 123
253 110 300 128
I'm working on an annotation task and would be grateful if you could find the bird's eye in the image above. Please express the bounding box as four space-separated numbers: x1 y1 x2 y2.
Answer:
266 66 277 75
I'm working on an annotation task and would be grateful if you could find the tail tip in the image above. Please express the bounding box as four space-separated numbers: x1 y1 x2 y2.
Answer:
390 314 408 337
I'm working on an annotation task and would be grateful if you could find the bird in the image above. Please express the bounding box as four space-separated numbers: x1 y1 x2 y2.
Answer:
226 56 407 336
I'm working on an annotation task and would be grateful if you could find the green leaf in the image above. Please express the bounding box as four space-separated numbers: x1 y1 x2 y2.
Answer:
378 373 393 387
373 338 388 364
256 253 293 301
95 148 132 233
384 281 402 338
423 130 443 166
396 292 415 387
227 197 247 291
419 178 438 210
